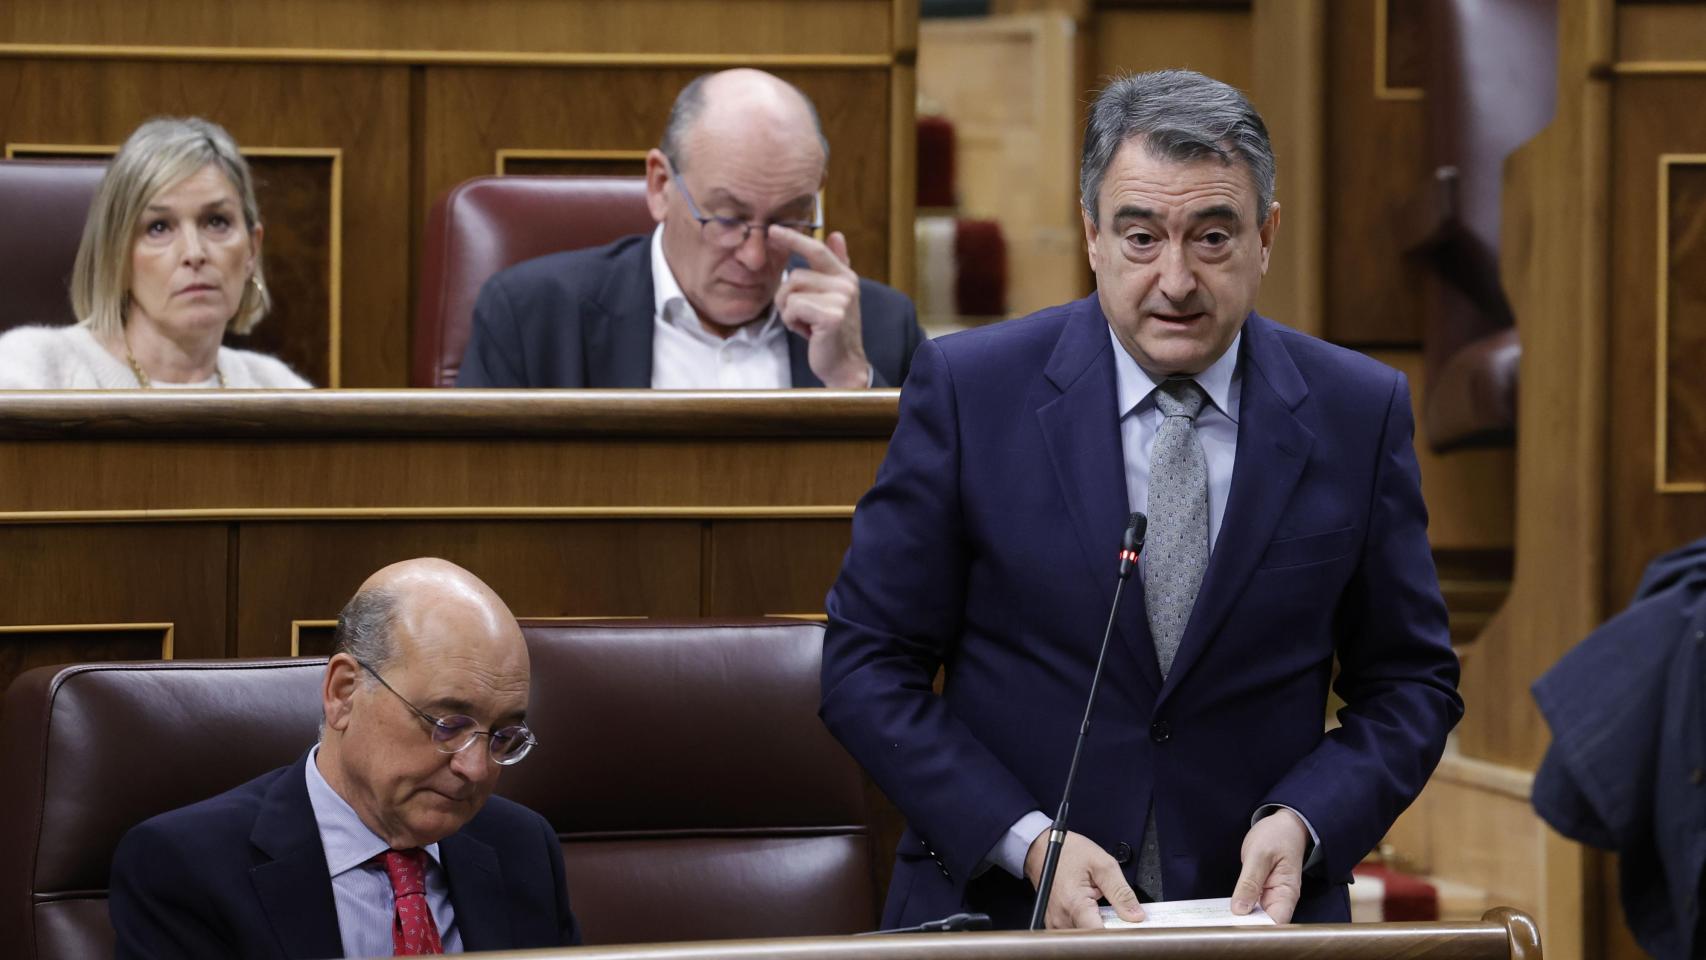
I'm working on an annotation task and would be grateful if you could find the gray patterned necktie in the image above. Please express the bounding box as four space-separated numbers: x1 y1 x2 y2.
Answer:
1135 377 1209 899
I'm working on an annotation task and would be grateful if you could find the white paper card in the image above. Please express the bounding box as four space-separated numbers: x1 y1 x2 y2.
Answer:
1100 897 1276 929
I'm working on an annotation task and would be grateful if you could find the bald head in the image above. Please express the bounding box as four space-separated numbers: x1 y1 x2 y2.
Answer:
334 557 525 675
660 69 828 175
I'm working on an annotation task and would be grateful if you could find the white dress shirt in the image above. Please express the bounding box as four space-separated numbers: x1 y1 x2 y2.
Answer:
649 227 792 389
986 326 1320 882
305 745 463 956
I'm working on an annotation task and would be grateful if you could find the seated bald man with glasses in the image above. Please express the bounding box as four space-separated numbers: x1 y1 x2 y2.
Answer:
110 558 579 959
455 68 924 389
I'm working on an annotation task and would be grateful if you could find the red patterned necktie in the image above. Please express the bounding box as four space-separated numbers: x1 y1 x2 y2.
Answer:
382 848 444 956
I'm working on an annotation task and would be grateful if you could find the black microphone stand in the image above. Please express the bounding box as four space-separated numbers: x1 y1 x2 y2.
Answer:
1027 512 1146 931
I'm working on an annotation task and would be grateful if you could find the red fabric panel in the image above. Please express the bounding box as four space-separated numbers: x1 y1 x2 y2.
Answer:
1353 863 1441 922
953 218 1007 317
916 115 956 209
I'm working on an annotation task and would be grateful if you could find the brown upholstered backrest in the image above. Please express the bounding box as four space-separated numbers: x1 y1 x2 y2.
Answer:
0 159 108 333
0 658 326 960
510 621 877 944
413 175 656 387
0 620 877 957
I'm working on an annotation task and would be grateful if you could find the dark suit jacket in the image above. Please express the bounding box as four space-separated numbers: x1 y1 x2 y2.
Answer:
109 752 580 959
820 295 1464 929
1532 537 1706 960
455 233 924 388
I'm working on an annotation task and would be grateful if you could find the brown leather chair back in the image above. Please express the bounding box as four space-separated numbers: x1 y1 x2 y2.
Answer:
413 175 657 387
0 658 325 960
0 159 108 333
0 620 877 957
510 621 877 944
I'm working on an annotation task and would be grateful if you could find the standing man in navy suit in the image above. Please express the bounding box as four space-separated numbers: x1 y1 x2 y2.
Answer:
456 68 923 390
110 558 579 958
820 70 1462 931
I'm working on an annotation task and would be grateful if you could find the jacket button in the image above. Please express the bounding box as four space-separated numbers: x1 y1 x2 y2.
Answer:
1692 768 1704 786
1114 842 1133 864
1151 720 1171 743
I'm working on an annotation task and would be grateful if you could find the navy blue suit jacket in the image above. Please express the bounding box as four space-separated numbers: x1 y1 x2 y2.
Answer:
1532 537 1706 960
820 295 1463 928
109 752 580 959
455 234 924 388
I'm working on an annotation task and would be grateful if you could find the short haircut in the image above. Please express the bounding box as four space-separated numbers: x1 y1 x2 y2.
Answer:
332 587 400 676
658 72 831 173
1079 70 1276 227
71 116 270 338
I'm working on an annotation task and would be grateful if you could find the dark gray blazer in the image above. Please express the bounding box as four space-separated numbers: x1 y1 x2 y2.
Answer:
456 233 924 388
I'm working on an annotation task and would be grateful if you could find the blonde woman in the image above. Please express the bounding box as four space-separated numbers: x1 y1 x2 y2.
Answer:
0 117 310 388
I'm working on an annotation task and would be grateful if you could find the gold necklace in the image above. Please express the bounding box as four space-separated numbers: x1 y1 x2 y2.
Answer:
126 348 227 389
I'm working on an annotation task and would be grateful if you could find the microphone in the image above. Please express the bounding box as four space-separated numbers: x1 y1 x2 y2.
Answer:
859 912 993 935
1028 511 1147 931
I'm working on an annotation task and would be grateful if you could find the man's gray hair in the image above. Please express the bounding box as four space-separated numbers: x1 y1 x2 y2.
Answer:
332 587 400 676
658 72 830 173
1079 69 1275 227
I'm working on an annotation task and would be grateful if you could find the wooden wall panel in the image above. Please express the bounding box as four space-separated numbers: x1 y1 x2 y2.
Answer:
1607 77 1706 611
234 521 704 658
917 14 1083 316
0 524 228 694
1365 350 1516 551
1661 160 1706 488
1324 0 1429 346
0 0 896 58
1091 6 1253 94
703 520 853 617
0 59 410 385
419 67 894 286
1615 0 1706 60
0 623 173 714
0 438 887 513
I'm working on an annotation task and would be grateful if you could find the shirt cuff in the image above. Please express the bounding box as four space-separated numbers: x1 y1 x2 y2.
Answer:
980 810 1054 879
866 364 876 388
1253 804 1322 872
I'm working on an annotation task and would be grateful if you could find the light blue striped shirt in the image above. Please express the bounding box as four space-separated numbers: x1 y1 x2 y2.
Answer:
304 745 464 957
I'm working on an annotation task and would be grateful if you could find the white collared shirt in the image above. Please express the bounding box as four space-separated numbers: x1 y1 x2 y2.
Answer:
305 744 463 956
1110 326 1242 549
649 226 792 389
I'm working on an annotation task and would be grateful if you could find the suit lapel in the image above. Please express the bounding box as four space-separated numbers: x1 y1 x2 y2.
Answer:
584 237 656 387
1036 296 1163 692
1157 314 1314 705
440 830 510 951
786 332 823 387
248 753 345 960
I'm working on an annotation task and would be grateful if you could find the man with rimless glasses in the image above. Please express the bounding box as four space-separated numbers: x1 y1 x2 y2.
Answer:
110 558 579 958
456 68 924 389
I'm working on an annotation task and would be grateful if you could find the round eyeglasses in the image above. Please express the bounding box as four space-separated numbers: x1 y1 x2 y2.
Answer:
356 659 537 765
666 158 822 250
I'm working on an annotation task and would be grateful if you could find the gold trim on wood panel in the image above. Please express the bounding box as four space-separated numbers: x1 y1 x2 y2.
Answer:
1655 154 1706 494
765 612 828 622
0 44 894 69
288 619 337 658
0 621 175 658
494 148 648 175
1609 61 1706 76
0 505 857 523
1372 0 1423 101
2 144 345 388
